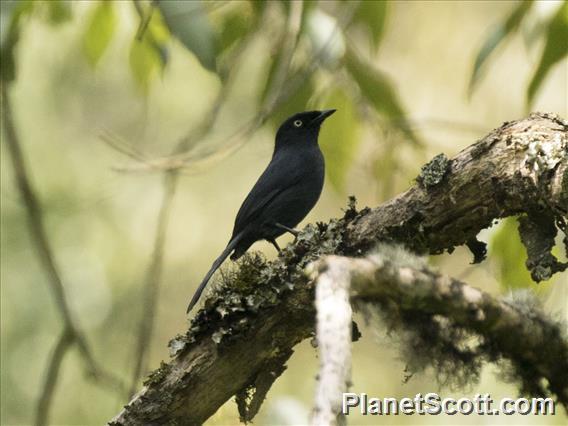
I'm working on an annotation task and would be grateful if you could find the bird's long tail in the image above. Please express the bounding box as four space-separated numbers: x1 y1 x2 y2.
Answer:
186 235 242 313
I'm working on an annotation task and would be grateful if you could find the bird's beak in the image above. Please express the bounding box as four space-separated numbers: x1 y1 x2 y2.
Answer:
312 109 336 124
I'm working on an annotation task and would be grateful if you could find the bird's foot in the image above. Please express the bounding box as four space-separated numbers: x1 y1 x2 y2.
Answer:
275 223 299 237
268 238 282 253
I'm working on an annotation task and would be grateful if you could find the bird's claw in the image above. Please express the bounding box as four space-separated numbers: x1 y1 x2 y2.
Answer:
275 222 299 237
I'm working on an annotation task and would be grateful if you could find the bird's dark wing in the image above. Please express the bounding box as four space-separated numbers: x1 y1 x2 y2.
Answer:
231 154 302 238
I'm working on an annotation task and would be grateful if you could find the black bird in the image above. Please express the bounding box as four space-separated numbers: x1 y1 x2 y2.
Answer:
187 109 336 313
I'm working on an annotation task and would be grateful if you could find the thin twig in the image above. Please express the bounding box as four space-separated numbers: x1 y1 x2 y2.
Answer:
126 15 245 392
1 84 77 335
128 171 178 396
312 260 352 426
124 1 355 391
99 129 148 162
35 328 74 426
109 114 568 424
261 0 304 112
1 83 126 423
107 0 262 173
132 0 154 41
115 0 360 174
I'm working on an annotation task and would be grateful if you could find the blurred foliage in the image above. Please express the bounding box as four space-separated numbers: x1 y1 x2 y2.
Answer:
491 217 560 293
266 73 314 129
527 0 568 105
0 0 33 82
469 0 534 94
469 0 567 107
44 0 72 25
345 46 418 144
155 1 217 72
129 36 160 95
317 88 360 192
6 0 562 188
82 1 116 67
129 3 169 93
217 3 255 54
351 0 388 51
1 1 567 425
491 217 537 291
79 0 418 190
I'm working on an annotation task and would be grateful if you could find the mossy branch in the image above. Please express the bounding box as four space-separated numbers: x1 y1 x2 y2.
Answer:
110 113 567 425
310 249 568 423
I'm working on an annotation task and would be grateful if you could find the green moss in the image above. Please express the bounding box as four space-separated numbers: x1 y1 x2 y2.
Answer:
383 211 430 254
181 197 362 347
168 334 190 357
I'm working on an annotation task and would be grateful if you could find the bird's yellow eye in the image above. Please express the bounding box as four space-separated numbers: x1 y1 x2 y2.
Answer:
293 120 303 127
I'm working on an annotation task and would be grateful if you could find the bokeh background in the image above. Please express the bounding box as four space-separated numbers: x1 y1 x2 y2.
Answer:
1 1 566 425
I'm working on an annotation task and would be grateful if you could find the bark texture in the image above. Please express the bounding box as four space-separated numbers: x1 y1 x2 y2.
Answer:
312 252 568 416
109 113 567 425
312 258 353 426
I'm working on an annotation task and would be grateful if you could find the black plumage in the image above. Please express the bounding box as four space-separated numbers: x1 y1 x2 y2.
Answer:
187 109 335 313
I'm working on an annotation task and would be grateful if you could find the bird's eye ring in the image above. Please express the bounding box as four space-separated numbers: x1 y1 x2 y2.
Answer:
293 120 303 127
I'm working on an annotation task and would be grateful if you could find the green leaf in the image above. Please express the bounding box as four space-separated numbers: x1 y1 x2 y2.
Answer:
218 4 253 53
258 3 295 106
317 89 360 192
140 6 171 71
469 1 533 95
0 0 34 82
249 0 267 17
527 1 568 106
298 0 319 34
129 38 161 95
352 0 388 51
155 0 217 72
268 75 314 130
279 0 317 28
46 0 72 25
260 3 322 107
82 1 116 67
345 46 418 144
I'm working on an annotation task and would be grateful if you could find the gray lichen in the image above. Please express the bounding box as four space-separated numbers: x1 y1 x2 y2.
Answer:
143 361 172 387
513 129 567 174
168 334 188 357
179 198 363 349
417 153 451 188
517 213 568 282
358 301 483 391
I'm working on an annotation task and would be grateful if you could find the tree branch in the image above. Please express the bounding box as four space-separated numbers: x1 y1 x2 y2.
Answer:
1 83 126 426
128 171 178 396
35 328 74 426
113 1 360 174
109 113 567 425
127 33 245 392
310 250 568 421
312 259 353 426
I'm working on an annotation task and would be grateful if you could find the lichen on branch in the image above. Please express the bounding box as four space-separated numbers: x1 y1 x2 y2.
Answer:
110 113 567 425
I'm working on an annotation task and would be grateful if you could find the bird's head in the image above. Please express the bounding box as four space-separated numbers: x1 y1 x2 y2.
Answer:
275 109 336 148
